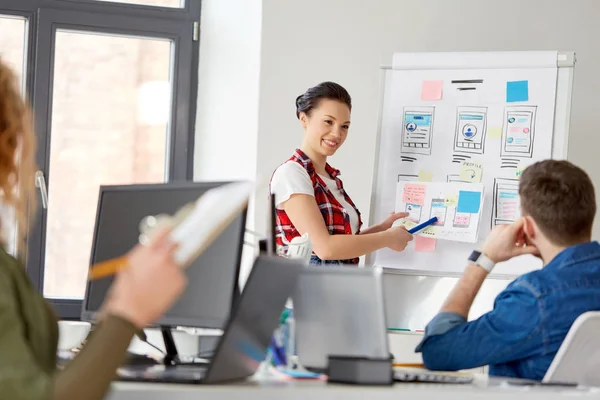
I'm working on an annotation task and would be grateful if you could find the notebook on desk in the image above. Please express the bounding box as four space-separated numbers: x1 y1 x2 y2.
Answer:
393 367 474 384
117 255 303 384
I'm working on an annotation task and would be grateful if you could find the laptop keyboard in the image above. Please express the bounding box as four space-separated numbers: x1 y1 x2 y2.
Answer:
117 364 208 384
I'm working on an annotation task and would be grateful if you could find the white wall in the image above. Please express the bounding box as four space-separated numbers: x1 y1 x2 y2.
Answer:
194 0 262 182
253 0 600 239
194 0 262 284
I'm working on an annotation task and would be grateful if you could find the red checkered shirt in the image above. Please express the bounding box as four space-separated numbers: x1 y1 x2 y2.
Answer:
271 148 363 264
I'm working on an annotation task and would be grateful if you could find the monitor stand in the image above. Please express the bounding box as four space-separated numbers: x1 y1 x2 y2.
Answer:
161 326 211 367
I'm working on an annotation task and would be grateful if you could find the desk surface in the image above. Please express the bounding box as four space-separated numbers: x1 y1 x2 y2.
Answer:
107 376 600 400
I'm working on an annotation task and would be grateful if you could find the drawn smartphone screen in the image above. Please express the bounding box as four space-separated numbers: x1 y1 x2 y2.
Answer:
493 178 521 226
402 107 434 155
405 203 422 223
453 212 471 228
429 198 446 225
454 107 487 154
501 106 537 158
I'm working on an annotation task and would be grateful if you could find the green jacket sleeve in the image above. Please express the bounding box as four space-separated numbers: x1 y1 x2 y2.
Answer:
0 269 137 400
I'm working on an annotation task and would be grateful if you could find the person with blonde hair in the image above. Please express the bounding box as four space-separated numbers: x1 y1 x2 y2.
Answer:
0 58 187 399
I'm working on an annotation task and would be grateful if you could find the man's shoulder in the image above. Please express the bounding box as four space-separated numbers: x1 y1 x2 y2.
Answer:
505 270 546 299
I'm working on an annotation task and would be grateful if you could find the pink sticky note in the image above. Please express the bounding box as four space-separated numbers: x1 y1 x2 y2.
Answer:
415 236 437 252
403 184 426 206
421 80 443 101
454 214 471 226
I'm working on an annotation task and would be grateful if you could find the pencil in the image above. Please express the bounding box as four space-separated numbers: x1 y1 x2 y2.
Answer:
88 256 128 280
393 363 425 368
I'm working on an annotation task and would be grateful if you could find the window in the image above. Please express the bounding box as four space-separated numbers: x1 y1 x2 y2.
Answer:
94 0 184 7
0 15 27 89
43 31 172 299
0 0 200 318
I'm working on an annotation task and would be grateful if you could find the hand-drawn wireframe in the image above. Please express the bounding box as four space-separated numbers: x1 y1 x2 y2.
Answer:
453 212 471 228
397 174 418 182
453 106 488 154
500 106 538 158
492 178 520 227
405 203 422 223
429 198 447 225
401 106 435 156
500 158 520 169
447 174 469 184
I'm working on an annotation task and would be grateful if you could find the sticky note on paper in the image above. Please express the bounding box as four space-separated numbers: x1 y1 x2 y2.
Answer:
506 80 529 102
402 220 418 230
457 190 481 213
459 161 483 183
415 236 437 252
418 171 433 182
402 184 426 206
421 80 443 101
488 126 503 140
516 166 526 179
444 195 458 208
421 226 437 236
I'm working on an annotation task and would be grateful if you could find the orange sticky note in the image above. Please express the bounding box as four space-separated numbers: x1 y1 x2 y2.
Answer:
421 80 443 101
415 236 436 252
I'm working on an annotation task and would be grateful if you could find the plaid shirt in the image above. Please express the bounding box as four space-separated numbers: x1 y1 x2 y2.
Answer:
271 148 362 264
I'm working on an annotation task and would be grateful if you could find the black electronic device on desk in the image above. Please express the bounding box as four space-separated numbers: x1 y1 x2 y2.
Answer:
81 181 247 367
116 255 303 384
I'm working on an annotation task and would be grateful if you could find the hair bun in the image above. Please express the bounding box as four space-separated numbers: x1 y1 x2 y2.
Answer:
295 94 304 119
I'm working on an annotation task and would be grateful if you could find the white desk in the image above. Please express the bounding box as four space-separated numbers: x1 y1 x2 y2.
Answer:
107 378 600 400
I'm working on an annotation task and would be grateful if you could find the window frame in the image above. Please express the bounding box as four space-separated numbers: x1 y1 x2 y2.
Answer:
0 0 200 319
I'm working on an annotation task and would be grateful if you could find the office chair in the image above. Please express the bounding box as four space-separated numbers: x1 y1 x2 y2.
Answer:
543 311 600 386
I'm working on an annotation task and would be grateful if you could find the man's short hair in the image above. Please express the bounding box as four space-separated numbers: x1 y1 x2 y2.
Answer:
519 160 596 246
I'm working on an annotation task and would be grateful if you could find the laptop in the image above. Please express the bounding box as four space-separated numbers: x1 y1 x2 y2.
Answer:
293 266 390 372
293 265 474 384
117 255 303 384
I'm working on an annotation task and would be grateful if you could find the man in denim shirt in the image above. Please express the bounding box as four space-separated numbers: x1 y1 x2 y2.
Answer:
416 160 600 380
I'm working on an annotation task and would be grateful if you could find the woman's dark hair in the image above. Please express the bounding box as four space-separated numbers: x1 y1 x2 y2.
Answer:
295 81 352 119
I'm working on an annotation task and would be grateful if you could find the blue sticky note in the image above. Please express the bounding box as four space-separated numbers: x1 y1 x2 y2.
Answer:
457 191 481 214
506 80 529 102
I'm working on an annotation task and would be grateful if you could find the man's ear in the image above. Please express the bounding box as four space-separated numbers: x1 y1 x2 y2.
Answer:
523 216 536 240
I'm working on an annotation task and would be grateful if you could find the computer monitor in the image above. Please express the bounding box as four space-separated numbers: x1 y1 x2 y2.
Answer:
81 181 247 330
258 193 277 255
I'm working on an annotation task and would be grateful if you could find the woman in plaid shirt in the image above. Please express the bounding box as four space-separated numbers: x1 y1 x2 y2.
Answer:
270 82 413 265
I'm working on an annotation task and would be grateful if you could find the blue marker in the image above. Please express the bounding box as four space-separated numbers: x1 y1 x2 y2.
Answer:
408 216 438 234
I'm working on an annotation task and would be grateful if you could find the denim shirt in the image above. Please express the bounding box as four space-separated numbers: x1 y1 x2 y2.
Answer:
415 241 600 381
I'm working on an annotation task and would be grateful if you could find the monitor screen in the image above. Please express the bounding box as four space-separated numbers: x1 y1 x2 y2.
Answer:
81 181 246 329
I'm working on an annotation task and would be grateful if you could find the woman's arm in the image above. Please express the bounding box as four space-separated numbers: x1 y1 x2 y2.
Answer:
359 224 386 235
52 316 137 400
0 269 136 400
282 194 412 260
360 212 409 235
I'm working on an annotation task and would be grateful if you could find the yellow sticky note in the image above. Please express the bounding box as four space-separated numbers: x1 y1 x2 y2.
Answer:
488 126 503 140
459 160 483 183
421 226 437 237
444 195 458 208
418 170 433 182
516 166 526 179
402 220 418 230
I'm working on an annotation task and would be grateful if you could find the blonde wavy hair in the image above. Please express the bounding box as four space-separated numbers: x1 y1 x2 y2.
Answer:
0 58 37 256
